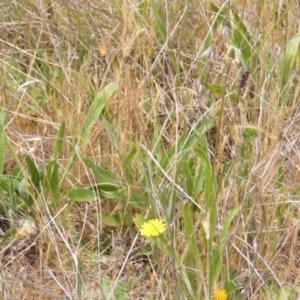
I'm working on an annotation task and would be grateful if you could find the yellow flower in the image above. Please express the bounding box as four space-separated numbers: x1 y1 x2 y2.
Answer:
140 219 166 237
214 289 227 300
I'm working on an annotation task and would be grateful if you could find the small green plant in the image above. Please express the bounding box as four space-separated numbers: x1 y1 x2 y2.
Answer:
1 0 300 299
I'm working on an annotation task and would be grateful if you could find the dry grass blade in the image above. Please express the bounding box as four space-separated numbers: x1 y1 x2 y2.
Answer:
1 0 300 299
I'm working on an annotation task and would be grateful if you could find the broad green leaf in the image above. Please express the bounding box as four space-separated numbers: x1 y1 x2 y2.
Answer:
25 156 41 191
116 281 129 300
83 158 117 182
100 275 111 298
133 213 146 230
101 213 123 227
277 286 294 300
194 147 213 209
18 178 31 202
103 214 122 227
220 206 241 251
209 247 221 289
127 194 148 210
94 182 121 192
0 177 19 195
181 160 194 196
278 33 300 103
205 83 239 102
91 183 125 202
100 276 129 300
80 82 116 146
66 188 98 202
195 144 218 246
46 160 60 206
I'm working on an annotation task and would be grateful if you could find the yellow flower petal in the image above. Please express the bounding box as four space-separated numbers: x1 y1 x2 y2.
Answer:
140 219 166 237
214 289 228 300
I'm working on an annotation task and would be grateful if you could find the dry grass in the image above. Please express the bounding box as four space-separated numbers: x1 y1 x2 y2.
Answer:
1 0 300 299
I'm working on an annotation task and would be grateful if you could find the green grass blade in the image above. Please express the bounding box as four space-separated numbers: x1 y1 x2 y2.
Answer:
102 116 120 152
231 10 252 65
150 0 167 42
76 256 83 298
80 82 116 146
194 147 214 211
182 204 202 294
54 120 65 159
278 33 300 103
208 3 231 50
46 160 60 206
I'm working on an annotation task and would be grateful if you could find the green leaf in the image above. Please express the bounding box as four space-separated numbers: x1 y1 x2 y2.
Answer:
0 177 15 192
150 0 167 42
209 247 221 288
116 281 129 300
45 160 60 206
76 256 83 297
99 275 129 300
66 188 98 202
278 33 300 103
100 275 111 298
91 183 125 202
206 3 231 51
210 3 231 28
25 156 41 191
277 286 294 300
231 10 252 65
54 120 65 159
18 178 31 202
182 204 201 292
102 117 120 152
128 194 148 211
194 147 213 209
101 213 123 227
182 119 215 151
80 82 116 146
4 135 24 176
220 206 241 251
205 83 239 102
133 213 146 230
83 158 117 182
